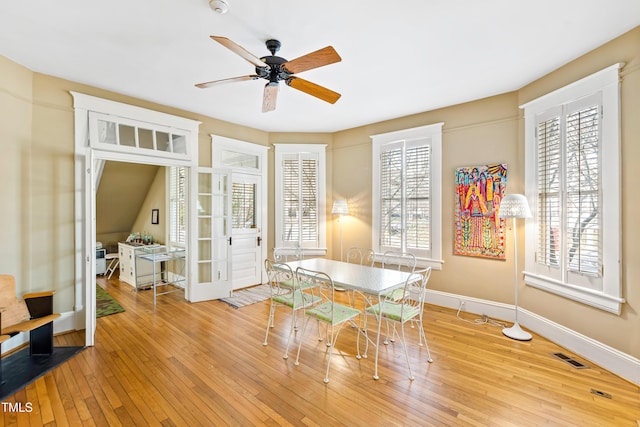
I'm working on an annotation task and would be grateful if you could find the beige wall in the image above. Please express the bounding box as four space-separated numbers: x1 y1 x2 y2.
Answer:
0 26 637 360
131 167 166 244
331 27 640 359
333 93 521 304
0 56 33 293
517 27 640 356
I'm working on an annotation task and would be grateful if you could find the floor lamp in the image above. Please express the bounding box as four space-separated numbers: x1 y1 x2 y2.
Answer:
331 199 349 261
498 193 532 341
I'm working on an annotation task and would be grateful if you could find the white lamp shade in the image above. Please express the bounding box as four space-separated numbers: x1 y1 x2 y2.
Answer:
498 194 532 219
331 199 349 215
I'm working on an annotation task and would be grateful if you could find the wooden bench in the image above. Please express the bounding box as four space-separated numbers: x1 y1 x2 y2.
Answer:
0 274 61 356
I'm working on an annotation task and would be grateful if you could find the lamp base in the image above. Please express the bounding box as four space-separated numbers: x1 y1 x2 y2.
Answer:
502 322 532 341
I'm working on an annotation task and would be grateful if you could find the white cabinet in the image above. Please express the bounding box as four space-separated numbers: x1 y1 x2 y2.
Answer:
118 242 161 288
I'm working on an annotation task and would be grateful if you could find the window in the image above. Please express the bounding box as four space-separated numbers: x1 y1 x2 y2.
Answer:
168 166 187 245
232 182 256 229
521 64 623 314
89 111 189 158
274 144 327 255
371 123 443 268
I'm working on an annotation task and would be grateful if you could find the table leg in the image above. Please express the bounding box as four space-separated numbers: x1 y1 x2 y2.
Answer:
373 299 384 380
152 259 157 305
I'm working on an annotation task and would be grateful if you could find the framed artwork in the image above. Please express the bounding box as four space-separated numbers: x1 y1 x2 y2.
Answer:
454 164 507 259
151 208 159 225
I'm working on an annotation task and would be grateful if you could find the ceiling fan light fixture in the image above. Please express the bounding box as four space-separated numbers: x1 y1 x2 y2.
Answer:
209 0 229 14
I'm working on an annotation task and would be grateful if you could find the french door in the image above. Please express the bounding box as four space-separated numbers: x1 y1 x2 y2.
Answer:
190 168 233 301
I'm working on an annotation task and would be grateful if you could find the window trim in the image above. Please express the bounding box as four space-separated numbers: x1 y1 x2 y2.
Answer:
274 144 327 256
521 63 624 314
371 123 444 270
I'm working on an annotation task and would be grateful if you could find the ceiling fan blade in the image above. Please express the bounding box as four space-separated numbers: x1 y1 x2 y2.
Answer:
210 36 268 69
282 46 341 74
195 75 259 89
286 77 341 104
262 82 279 113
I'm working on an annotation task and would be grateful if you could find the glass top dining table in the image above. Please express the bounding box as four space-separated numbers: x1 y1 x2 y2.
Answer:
285 258 413 296
284 257 417 380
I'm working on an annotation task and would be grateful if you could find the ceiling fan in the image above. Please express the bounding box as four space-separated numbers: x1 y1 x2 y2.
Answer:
196 36 342 112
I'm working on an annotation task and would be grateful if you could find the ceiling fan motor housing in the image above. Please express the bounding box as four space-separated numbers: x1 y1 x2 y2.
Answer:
258 39 290 83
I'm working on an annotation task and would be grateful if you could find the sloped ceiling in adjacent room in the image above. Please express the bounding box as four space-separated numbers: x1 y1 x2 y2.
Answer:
96 161 160 240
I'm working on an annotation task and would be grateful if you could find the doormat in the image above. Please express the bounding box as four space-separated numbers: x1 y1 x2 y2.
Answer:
96 284 125 318
219 284 271 309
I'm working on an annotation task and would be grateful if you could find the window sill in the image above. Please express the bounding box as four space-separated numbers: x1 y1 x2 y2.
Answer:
524 271 625 315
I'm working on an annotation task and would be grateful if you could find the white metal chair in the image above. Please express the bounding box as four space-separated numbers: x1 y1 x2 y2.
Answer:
382 250 416 272
272 247 315 292
365 268 433 380
263 259 321 360
346 247 375 266
294 267 361 384
343 247 376 305
273 247 303 263
379 251 418 342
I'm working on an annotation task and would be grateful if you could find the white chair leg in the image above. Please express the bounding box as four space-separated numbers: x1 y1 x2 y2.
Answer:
294 316 311 367
263 302 276 346
323 324 337 384
283 310 301 359
399 323 414 381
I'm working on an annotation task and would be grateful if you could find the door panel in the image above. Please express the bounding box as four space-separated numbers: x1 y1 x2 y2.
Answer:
231 173 262 289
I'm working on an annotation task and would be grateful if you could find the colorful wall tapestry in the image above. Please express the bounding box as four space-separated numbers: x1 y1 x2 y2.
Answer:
454 164 508 259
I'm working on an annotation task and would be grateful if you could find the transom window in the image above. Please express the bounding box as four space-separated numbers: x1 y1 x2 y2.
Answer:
522 63 623 314
89 111 188 158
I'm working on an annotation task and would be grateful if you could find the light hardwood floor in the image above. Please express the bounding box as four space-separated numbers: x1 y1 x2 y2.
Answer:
2 275 639 426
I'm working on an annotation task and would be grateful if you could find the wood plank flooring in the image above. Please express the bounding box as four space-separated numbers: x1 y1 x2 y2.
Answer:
2 276 639 426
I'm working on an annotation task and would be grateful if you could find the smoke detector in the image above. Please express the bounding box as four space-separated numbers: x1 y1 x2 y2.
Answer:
209 0 229 14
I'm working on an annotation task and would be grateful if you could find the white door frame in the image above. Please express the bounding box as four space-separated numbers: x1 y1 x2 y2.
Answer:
72 92 200 346
211 136 269 287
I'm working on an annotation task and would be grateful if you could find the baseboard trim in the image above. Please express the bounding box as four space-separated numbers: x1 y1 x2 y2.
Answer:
426 289 640 386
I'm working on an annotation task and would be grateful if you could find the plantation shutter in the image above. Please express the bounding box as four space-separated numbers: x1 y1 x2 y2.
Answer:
536 115 561 268
565 103 600 276
379 139 431 254
169 166 186 244
300 157 318 243
406 144 430 250
535 97 601 279
380 144 402 248
281 153 318 247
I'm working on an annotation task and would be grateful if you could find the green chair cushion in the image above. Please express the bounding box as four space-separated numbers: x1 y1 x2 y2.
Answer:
273 291 321 309
366 302 420 322
306 302 361 324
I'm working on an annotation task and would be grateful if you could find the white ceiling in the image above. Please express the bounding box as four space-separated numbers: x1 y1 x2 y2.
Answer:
1 1 638 133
